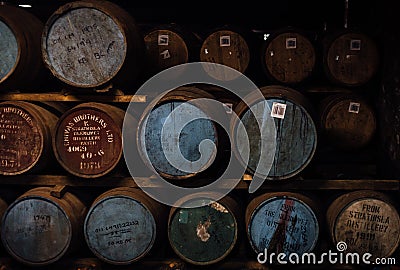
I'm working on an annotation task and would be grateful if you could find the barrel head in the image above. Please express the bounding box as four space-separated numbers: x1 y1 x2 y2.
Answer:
84 196 157 265
168 198 237 265
247 196 319 256
53 105 123 178
1 197 71 265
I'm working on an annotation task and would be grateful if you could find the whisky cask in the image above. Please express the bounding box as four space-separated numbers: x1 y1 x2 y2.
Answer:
137 86 222 180
0 101 58 175
246 192 320 256
0 187 87 266
84 187 166 265
200 28 251 81
41 0 144 89
0 196 7 219
53 102 124 178
261 28 316 85
232 85 317 180
322 30 380 87
319 93 376 150
143 23 200 78
327 190 400 259
0 5 44 90
168 193 241 265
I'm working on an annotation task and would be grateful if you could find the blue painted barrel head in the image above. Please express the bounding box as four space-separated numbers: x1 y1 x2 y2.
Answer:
0 20 18 82
240 98 316 179
248 196 319 256
84 196 156 264
142 101 218 178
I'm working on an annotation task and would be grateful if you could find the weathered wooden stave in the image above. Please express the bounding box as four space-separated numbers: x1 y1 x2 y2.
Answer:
245 192 320 257
322 30 380 87
84 187 166 265
326 190 400 259
261 28 316 85
319 93 377 150
168 192 241 265
0 5 44 91
53 102 125 178
0 101 59 175
232 85 318 180
0 187 87 266
41 0 145 90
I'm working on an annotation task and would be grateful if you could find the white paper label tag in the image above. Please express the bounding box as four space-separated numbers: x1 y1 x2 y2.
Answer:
350 39 361 50
223 103 233 114
271 102 287 119
348 102 361 113
158 34 169 45
286 37 297 49
160 49 171 59
220 35 231 47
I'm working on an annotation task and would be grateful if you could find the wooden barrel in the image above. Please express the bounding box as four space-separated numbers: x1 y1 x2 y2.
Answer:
232 85 317 180
0 101 58 175
261 28 316 85
168 193 241 265
0 196 7 220
41 0 144 89
327 190 400 259
138 86 223 180
53 102 125 178
0 4 44 90
0 187 87 266
322 30 380 87
319 93 376 150
245 192 320 256
84 187 166 265
200 28 251 81
143 23 200 78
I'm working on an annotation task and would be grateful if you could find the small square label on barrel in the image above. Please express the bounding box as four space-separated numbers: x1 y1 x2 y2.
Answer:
158 34 169 46
271 102 287 119
160 49 171 59
220 36 231 47
350 39 361 50
223 103 233 114
286 38 297 49
348 102 361 113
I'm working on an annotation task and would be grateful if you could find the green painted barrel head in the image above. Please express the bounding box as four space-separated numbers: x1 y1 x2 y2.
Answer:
168 198 237 265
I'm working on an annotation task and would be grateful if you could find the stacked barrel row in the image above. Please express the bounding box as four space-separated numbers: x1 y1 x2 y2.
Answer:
0 85 378 181
0 189 398 266
0 1 380 91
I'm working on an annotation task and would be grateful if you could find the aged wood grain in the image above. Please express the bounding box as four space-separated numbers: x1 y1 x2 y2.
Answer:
262 30 316 84
0 5 44 90
246 192 320 256
319 93 376 150
138 87 219 180
200 30 250 81
233 85 317 180
0 101 58 175
168 193 240 265
0 187 87 266
323 31 380 87
53 102 125 178
84 187 166 265
42 0 144 89
327 190 400 259
144 27 189 77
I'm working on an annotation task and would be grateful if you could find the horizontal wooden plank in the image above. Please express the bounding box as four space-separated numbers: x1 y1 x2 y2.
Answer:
0 92 147 103
0 175 398 190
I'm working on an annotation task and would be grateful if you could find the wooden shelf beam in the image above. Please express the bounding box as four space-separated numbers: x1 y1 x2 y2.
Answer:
0 175 398 191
